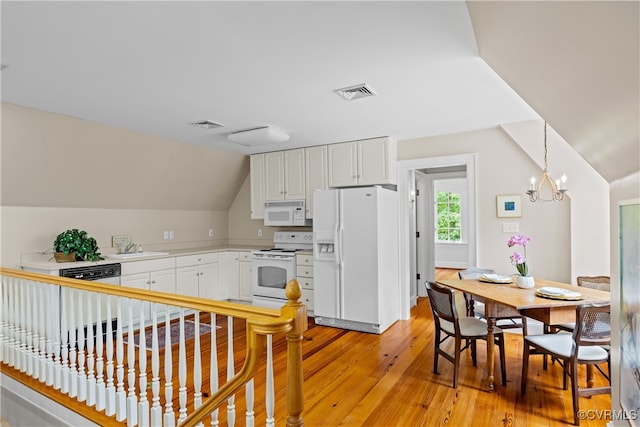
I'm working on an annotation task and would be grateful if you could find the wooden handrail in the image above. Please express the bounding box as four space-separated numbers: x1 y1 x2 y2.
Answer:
1 267 307 426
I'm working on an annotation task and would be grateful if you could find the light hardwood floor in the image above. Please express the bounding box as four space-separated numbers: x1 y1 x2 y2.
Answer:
4 269 612 426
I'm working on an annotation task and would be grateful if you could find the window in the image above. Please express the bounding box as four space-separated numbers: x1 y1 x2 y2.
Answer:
436 191 461 242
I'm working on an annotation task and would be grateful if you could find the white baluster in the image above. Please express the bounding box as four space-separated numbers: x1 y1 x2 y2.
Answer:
106 295 117 416
138 300 149 427
265 335 274 427
26 281 35 377
210 313 219 427
245 378 255 427
96 293 106 411
19 280 27 372
116 298 127 421
163 306 175 427
150 305 162 426
126 299 138 426
7 278 17 368
193 313 203 426
60 287 70 394
178 311 187 423
38 284 48 383
87 292 97 406
52 285 62 389
68 288 78 398
77 290 87 402
227 316 235 426
0 277 7 364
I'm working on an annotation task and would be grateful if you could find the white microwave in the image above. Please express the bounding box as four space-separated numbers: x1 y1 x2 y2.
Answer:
263 200 311 226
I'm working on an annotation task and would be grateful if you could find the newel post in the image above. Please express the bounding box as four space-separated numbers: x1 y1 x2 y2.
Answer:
282 279 307 427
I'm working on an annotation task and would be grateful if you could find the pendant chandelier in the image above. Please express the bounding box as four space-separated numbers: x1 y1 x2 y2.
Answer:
525 121 568 202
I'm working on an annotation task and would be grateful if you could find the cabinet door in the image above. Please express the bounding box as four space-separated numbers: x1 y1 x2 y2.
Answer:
239 262 252 301
264 152 285 201
227 252 240 300
176 266 199 297
150 269 176 294
328 141 358 187
284 148 305 200
358 137 397 185
250 154 265 219
199 262 220 300
121 273 150 290
305 145 328 218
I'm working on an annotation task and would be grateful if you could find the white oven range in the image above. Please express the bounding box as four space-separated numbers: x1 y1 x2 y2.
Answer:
252 231 313 309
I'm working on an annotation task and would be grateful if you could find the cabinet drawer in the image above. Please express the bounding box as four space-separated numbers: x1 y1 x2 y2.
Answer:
297 277 313 290
239 252 252 262
121 257 176 275
301 289 314 310
176 252 218 267
297 265 313 278
296 254 313 266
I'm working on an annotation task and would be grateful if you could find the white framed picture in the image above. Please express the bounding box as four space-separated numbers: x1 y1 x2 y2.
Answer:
496 195 522 218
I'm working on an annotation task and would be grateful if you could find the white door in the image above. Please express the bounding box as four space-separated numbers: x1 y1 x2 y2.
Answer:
340 187 379 323
250 154 265 219
358 138 389 186
305 145 328 218
264 151 285 200
313 189 340 318
176 265 199 297
328 142 358 187
284 149 305 200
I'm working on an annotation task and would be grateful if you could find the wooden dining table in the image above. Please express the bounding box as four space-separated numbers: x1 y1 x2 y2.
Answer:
435 277 611 391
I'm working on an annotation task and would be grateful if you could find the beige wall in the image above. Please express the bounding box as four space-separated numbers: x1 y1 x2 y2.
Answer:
399 126 573 282
0 103 249 268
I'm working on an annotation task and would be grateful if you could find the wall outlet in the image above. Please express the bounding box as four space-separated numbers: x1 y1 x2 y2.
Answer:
209 228 214 237
112 235 130 247
169 230 175 240
163 231 170 240
257 229 263 237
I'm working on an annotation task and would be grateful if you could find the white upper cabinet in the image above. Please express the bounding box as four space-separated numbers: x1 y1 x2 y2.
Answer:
304 145 328 218
328 137 397 187
250 153 265 219
264 149 305 201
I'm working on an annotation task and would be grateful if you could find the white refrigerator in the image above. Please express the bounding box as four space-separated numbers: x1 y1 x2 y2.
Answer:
313 186 399 334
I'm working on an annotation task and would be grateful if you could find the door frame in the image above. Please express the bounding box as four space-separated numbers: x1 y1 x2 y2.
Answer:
397 153 477 319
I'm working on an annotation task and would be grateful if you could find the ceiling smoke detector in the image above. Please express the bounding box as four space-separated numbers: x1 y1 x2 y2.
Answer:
190 120 224 129
334 83 377 101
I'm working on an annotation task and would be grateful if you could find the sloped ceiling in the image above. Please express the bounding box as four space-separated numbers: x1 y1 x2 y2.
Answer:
468 0 639 183
1 1 638 183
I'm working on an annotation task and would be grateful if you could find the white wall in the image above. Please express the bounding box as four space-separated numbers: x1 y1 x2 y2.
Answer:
399 126 574 282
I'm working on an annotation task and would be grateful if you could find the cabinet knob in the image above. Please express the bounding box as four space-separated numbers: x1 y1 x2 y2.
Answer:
151 280 156 284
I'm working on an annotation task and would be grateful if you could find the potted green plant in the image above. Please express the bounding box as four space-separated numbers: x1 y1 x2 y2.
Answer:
53 229 104 262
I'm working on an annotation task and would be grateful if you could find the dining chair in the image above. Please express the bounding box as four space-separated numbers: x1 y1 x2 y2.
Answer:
521 303 611 426
425 281 507 388
458 268 528 335
553 276 610 333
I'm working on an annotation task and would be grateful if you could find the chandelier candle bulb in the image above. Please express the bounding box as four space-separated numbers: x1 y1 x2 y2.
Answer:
530 177 536 190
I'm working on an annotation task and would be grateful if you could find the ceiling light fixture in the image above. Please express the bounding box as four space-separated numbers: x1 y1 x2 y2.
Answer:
227 126 290 146
526 121 568 202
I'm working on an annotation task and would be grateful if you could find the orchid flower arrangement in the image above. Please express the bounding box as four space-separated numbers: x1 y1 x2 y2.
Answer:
508 234 531 276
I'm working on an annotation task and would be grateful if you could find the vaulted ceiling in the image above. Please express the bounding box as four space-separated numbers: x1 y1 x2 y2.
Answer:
2 1 638 183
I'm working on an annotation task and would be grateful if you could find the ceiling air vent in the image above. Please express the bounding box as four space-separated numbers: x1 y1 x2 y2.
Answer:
334 83 377 101
190 120 224 129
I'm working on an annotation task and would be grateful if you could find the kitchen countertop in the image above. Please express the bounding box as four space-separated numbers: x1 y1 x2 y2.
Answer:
20 244 272 272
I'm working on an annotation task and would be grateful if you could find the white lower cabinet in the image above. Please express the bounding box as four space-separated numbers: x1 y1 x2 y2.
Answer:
176 253 222 300
239 252 252 301
121 258 177 321
296 253 314 311
221 251 252 302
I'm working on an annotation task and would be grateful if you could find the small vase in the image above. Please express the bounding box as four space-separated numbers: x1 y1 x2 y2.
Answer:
516 275 535 289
